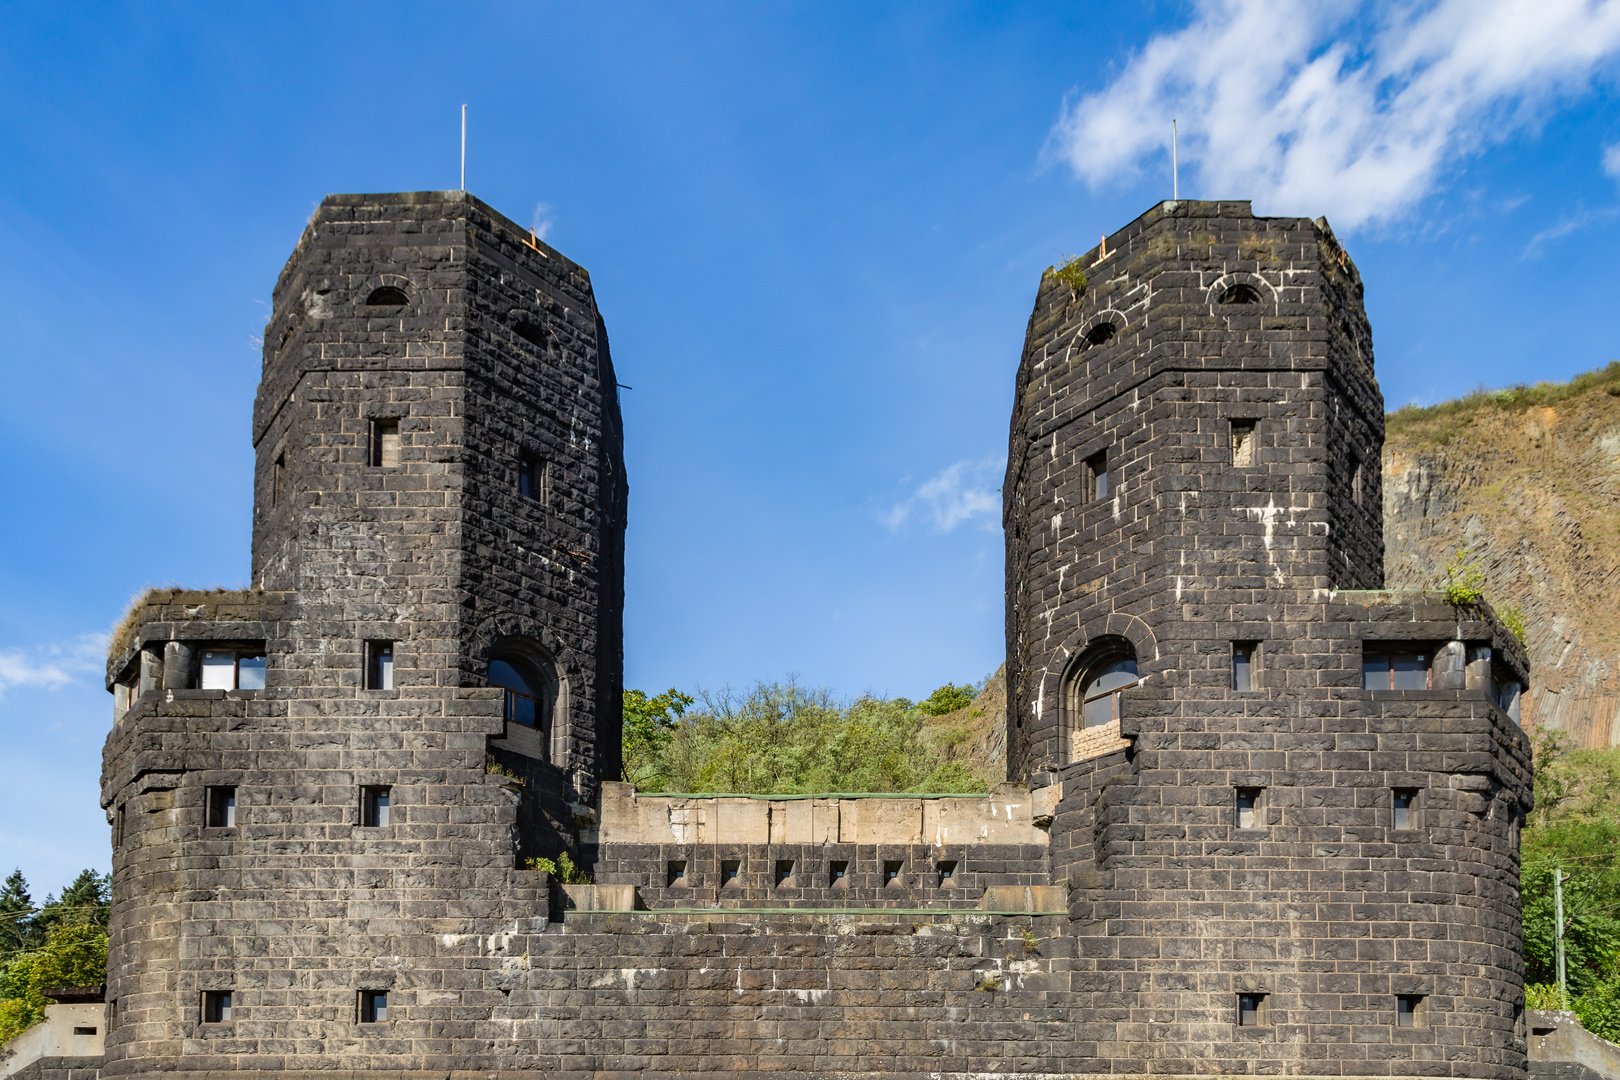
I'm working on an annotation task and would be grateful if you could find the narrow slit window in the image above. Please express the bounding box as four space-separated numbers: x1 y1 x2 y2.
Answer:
365 642 394 691
361 786 391 828
519 453 547 502
1396 995 1423 1027
775 860 795 887
202 990 233 1024
1351 453 1364 506
1235 788 1263 829
360 990 388 1023
206 786 236 828
273 452 286 506
1233 642 1258 691
1231 421 1257 467
1237 993 1264 1027
371 420 401 468
1393 789 1417 830
1086 450 1109 502
114 804 125 848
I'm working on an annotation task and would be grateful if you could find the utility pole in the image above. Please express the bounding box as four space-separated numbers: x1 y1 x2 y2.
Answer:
1555 868 1568 1006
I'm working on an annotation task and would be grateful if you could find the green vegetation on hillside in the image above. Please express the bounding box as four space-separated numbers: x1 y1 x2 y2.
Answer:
1523 732 1620 1039
1387 361 1620 446
621 680 995 795
0 869 111 1044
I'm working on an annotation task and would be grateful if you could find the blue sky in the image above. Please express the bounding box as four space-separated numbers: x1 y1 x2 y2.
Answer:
2 0 1618 891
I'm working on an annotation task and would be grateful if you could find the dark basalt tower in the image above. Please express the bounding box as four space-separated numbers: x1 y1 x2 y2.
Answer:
100 192 625 1076
1005 200 1533 1076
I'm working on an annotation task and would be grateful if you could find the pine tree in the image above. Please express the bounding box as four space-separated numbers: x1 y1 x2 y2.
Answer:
0 871 33 958
34 871 108 936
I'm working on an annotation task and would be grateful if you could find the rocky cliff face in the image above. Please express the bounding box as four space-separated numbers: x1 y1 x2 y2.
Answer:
1384 368 1620 747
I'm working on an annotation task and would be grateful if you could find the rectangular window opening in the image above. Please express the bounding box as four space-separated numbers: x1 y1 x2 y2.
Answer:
1351 453 1365 506
1363 648 1431 691
1397 995 1424 1028
937 860 958 888
202 990 233 1024
667 860 688 887
1085 450 1109 502
720 859 741 887
1237 993 1265 1027
775 859 795 887
884 860 903 887
371 420 401 468
361 786 391 828
1231 421 1257 467
200 649 265 691
1393 789 1417 831
519 453 547 502
273 452 286 506
360 990 388 1024
365 641 394 691
115 804 125 848
1233 642 1259 691
1235 787 1263 830
73 1026 97 1036
829 860 849 889
206 786 237 829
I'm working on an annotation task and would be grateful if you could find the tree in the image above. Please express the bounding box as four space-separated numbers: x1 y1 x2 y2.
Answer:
621 687 694 790
0 920 109 1044
917 682 977 717
0 871 33 957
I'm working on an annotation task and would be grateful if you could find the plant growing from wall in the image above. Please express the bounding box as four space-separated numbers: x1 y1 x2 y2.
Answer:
1048 255 1086 299
1500 603 1528 643
1442 547 1485 606
524 852 591 884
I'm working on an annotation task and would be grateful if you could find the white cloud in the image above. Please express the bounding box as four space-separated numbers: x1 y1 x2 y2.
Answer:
1046 0 1620 230
1605 142 1620 179
884 457 1005 534
531 201 555 241
0 634 108 696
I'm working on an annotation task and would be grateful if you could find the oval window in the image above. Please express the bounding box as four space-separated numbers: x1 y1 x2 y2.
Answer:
1219 283 1262 304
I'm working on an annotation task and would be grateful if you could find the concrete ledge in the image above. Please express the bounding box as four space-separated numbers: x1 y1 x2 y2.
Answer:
978 885 1068 912
0 1004 104 1080
1529 1009 1620 1080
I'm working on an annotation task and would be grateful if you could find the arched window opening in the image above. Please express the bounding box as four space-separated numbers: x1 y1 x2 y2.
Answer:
489 655 557 735
1082 322 1117 349
514 321 548 349
365 286 409 307
1066 638 1141 733
1219 283 1262 305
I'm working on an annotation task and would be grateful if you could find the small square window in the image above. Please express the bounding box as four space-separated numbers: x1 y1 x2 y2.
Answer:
519 453 547 502
829 860 849 889
1235 788 1263 830
667 860 688 887
200 650 265 691
1085 450 1109 502
1233 642 1259 691
937 860 958 888
1231 421 1257 467
775 860 795 887
365 642 394 691
361 786 391 828
1397 995 1424 1027
721 859 741 886
202 990 233 1024
371 420 401 468
1393 789 1417 830
206 786 236 829
360 990 388 1024
1237 992 1265 1027
883 860 903 887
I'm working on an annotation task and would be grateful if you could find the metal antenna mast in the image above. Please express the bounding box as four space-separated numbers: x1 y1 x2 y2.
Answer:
460 104 467 191
1172 119 1179 201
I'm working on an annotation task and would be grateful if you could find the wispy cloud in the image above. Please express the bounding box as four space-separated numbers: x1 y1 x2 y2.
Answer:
1045 0 1620 231
0 634 108 697
1525 203 1620 255
1605 142 1620 180
531 201 556 241
884 457 1005 534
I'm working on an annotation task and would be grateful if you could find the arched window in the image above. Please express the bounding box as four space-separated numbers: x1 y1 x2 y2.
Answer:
1219 283 1262 305
513 321 547 348
365 285 409 307
489 655 557 735
1082 322 1117 349
1066 638 1141 731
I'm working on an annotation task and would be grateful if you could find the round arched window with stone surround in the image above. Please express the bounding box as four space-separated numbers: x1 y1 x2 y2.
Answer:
488 647 561 759
1065 636 1141 734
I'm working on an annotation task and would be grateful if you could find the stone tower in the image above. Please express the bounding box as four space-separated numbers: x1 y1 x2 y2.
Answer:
1005 200 1533 1075
100 191 625 1075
